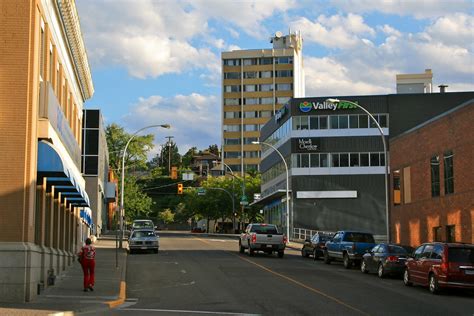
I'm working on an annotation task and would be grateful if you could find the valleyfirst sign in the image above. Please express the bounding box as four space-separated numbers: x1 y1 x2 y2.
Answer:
299 100 358 113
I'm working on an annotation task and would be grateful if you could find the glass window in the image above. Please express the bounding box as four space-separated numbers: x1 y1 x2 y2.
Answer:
310 154 319 167
225 138 240 145
414 245 425 259
276 97 291 104
224 98 240 106
339 116 349 129
379 114 388 128
422 244 434 258
224 72 240 79
349 115 358 128
350 153 359 167
243 71 258 79
260 84 273 91
393 170 401 205
244 151 259 158
276 83 292 91
370 153 380 166
244 124 258 131
431 155 440 197
261 111 272 118
224 125 240 132
275 57 293 64
244 98 259 105
444 150 454 194
320 153 328 167
224 59 240 66
260 71 273 78
244 137 258 144
260 57 272 65
224 151 240 158
224 111 240 118
244 111 257 118
359 115 368 128
301 154 309 168
360 153 369 166
299 116 309 130
448 247 474 263
446 225 456 242
332 153 340 167
244 84 257 92
85 130 99 155
243 58 258 66
319 116 328 129
430 244 443 260
339 153 349 167
433 226 442 242
224 85 240 93
275 70 293 77
330 116 339 129
309 117 319 130
261 97 273 104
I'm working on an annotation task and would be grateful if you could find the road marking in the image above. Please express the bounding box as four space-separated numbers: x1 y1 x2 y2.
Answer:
181 269 187 274
195 237 369 316
120 308 259 315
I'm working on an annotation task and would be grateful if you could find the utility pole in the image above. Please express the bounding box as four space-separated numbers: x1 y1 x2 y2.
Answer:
165 136 174 176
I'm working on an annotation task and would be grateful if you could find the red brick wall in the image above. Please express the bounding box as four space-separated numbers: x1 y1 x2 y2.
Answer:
390 102 474 246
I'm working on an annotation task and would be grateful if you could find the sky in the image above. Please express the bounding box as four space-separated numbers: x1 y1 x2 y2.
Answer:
76 0 474 156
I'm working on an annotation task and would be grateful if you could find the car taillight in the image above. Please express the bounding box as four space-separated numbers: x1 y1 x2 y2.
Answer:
251 233 256 243
386 256 398 262
441 262 449 273
283 235 288 244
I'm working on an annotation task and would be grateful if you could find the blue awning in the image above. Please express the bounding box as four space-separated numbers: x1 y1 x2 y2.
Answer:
37 141 90 207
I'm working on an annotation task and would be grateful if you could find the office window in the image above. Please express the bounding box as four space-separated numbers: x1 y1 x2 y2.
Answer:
319 116 328 129
260 111 272 118
244 151 259 158
370 153 380 166
243 71 258 79
224 151 240 158
224 59 240 66
85 110 100 128
224 125 240 132
225 138 240 145
243 58 258 66
276 97 291 104
330 116 339 129
245 85 258 92
244 111 257 118
444 150 454 194
244 124 259 131
275 70 293 77
260 84 273 92
301 154 309 168
359 115 369 128
260 71 273 78
393 169 401 205
433 226 442 242
339 115 349 129
349 115 358 128
275 57 293 64
224 98 240 106
224 85 241 92
310 154 319 167
276 83 292 91
350 153 359 167
260 97 273 104
244 98 259 105
320 153 329 167
331 153 340 167
224 111 240 119
244 137 258 144
446 225 455 242
339 153 349 167
84 156 98 175
260 57 273 65
360 153 369 166
430 155 440 197
85 130 99 155
224 72 240 79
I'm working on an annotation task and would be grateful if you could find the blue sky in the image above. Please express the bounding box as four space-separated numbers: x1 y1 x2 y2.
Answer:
76 0 473 155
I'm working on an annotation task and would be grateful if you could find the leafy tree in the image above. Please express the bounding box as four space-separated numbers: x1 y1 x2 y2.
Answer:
207 144 220 156
158 209 175 224
123 176 153 222
181 146 197 168
160 141 181 175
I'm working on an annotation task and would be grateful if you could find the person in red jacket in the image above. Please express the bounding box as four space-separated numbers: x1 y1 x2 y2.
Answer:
78 237 96 292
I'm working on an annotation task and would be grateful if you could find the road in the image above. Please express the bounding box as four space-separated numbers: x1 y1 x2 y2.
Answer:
108 233 474 316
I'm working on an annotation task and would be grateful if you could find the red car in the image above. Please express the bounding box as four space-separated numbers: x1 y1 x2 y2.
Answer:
403 242 474 294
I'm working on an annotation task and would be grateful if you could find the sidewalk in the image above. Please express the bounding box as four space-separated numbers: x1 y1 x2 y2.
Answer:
0 239 127 315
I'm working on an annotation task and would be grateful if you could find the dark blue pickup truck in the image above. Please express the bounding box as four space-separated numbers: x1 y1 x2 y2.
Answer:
323 231 376 269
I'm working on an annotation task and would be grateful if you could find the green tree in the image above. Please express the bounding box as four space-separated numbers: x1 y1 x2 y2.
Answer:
123 176 153 222
161 141 181 175
181 146 197 168
158 209 175 224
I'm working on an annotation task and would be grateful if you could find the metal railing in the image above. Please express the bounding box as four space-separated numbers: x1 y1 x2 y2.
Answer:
293 227 387 244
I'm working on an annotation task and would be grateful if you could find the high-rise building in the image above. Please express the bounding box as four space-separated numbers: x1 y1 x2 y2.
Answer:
221 31 304 175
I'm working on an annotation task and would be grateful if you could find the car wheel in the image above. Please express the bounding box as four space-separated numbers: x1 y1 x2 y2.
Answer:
343 253 352 269
403 269 412 286
429 274 440 294
361 260 369 273
278 251 284 258
239 242 245 254
313 249 319 261
378 263 385 278
323 250 331 264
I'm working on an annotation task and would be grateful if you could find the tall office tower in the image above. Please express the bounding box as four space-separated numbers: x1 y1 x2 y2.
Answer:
222 31 304 175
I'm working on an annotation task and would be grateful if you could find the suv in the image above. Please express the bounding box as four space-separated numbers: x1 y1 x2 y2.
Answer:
323 231 376 268
404 242 474 294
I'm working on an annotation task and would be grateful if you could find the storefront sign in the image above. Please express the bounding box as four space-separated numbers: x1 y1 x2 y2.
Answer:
299 100 358 113
292 138 321 152
298 139 318 151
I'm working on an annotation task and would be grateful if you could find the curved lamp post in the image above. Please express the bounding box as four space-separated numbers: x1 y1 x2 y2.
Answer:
326 98 390 242
252 141 290 241
119 124 171 248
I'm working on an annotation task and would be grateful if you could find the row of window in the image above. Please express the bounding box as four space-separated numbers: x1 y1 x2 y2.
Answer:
224 83 293 93
224 96 291 106
292 152 385 168
224 137 258 145
224 70 293 79
293 114 388 130
224 111 272 119
223 124 265 132
224 151 261 158
224 57 293 66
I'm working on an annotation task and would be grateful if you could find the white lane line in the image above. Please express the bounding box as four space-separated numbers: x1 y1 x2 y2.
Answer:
181 269 187 274
208 239 238 243
120 308 260 315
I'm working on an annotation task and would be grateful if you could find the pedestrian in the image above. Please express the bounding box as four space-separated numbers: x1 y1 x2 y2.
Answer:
78 237 96 292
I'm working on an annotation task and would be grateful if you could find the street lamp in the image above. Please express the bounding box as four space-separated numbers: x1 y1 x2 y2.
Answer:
119 124 171 248
213 159 238 231
326 98 390 242
252 141 290 241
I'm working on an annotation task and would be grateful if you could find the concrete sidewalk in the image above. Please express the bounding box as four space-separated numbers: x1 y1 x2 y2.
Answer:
0 239 127 315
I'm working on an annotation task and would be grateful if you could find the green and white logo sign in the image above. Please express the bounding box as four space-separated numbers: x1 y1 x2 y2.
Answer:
298 100 358 112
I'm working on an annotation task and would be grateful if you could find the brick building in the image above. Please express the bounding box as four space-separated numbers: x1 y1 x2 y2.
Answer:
390 100 474 246
0 0 94 302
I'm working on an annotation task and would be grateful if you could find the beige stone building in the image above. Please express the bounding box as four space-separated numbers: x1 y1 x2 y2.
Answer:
0 0 94 302
222 32 305 175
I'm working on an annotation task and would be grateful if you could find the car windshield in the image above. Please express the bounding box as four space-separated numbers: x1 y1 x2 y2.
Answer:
449 247 474 264
387 245 408 254
318 235 330 242
250 225 278 234
343 233 375 243
132 221 154 229
132 231 156 238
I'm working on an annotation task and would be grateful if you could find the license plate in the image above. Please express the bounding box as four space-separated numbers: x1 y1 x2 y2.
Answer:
266 244 273 248
465 270 474 275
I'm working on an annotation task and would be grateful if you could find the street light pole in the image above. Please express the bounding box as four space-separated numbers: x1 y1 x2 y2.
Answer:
119 124 170 249
252 141 290 241
326 98 390 242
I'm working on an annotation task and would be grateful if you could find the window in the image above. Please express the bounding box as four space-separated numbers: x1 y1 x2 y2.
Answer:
244 124 258 131
243 58 257 66
339 153 349 167
39 23 45 80
320 153 328 167
275 70 293 77
413 245 425 260
260 57 272 65
225 111 241 119
260 97 273 104
319 116 328 129
349 115 358 128
430 155 440 197
224 98 240 106
275 57 293 64
339 115 349 129
309 117 319 129
421 244 434 259
360 153 369 166
444 150 454 194
224 72 240 79
293 116 308 130
350 153 359 167
244 151 259 158
244 98 259 105
393 170 401 205
330 116 339 129
48 45 53 82
224 59 240 66
224 125 240 132
301 154 309 168
446 225 456 242
225 138 240 145
244 137 258 144
260 111 272 118
260 71 273 78
243 71 258 79
331 153 340 167
244 111 257 118
276 83 292 91
370 153 380 166
433 226 442 242
244 84 257 92
310 154 319 167
358 115 368 128
224 85 241 92
224 151 240 158
276 97 290 104
260 84 273 91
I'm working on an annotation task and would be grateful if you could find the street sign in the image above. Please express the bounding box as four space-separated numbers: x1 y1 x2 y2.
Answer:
197 187 206 196
240 201 248 206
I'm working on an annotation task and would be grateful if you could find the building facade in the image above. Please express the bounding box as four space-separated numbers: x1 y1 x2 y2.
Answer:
390 99 474 246
0 0 93 302
256 92 474 240
221 32 304 175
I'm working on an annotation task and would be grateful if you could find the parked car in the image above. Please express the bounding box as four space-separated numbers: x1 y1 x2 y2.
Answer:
239 223 286 258
128 229 159 254
403 242 474 294
301 232 333 260
323 231 376 268
361 243 414 278
131 219 155 231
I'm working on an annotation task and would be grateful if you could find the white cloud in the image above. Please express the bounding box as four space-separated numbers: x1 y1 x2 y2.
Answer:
291 14 375 49
425 13 474 48
378 24 402 37
330 0 473 19
123 93 220 154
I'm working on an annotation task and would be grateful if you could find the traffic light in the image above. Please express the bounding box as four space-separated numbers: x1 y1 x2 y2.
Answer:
177 183 183 195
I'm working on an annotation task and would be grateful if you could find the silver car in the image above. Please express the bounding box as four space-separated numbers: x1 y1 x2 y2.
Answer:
128 229 159 254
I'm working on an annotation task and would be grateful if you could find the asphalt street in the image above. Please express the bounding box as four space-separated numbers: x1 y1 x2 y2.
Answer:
107 233 474 316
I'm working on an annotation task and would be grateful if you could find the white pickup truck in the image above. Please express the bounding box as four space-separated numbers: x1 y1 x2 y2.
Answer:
239 223 286 258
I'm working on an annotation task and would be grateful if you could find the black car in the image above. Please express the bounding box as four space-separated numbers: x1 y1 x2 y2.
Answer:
301 232 332 260
361 243 414 278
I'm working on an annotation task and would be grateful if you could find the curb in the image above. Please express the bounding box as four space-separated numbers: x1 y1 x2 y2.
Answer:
105 249 127 308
